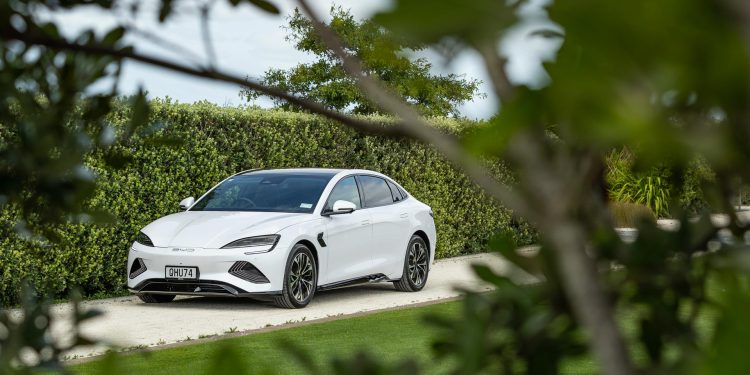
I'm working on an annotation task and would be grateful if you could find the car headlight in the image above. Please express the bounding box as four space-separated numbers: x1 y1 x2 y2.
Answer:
221 234 280 250
135 231 154 247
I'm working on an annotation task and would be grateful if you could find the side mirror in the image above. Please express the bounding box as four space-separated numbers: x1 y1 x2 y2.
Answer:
324 200 356 216
179 196 195 210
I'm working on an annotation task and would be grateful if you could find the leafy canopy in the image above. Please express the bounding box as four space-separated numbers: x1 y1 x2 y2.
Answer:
242 7 484 117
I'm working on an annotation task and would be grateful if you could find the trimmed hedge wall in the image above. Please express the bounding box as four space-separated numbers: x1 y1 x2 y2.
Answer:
0 100 535 304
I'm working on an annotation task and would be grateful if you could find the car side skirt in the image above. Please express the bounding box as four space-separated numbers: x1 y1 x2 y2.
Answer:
318 273 393 291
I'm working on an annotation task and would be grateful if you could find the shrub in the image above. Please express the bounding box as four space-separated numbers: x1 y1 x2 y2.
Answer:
0 99 535 305
605 149 716 218
606 149 672 218
678 156 715 214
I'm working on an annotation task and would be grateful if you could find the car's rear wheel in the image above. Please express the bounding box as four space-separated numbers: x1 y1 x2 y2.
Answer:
394 235 429 292
274 244 317 308
138 293 176 303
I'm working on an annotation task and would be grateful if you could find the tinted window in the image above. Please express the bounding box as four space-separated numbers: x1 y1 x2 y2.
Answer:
359 175 394 207
397 186 408 199
191 173 331 213
386 180 403 202
324 176 361 211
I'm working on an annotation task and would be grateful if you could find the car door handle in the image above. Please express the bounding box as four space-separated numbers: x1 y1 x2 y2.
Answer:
361 220 370 226
399 213 408 218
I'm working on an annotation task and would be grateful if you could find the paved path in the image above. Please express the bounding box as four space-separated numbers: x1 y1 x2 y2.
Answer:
43 253 533 360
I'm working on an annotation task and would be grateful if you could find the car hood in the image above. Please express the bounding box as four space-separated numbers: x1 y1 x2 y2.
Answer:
141 211 312 248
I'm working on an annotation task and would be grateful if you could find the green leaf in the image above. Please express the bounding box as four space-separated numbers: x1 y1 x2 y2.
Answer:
373 0 517 45
471 264 507 286
246 0 280 15
158 0 174 22
102 26 126 45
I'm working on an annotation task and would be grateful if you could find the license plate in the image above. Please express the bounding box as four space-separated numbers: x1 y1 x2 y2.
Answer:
165 266 198 280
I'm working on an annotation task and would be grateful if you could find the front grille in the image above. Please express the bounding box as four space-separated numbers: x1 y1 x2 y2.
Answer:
137 280 239 295
129 258 147 279
228 261 270 283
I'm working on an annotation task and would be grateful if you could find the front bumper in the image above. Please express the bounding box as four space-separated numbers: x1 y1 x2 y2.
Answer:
129 278 280 300
126 242 286 296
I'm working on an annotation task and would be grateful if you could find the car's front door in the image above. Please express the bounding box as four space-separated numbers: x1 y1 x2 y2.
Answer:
321 176 372 284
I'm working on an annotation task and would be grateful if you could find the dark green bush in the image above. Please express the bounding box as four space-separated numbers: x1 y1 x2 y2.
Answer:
0 99 535 305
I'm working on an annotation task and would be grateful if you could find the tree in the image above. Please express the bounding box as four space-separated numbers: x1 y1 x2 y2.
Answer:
241 7 484 117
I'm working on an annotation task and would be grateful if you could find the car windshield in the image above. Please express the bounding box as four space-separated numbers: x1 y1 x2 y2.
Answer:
190 172 333 213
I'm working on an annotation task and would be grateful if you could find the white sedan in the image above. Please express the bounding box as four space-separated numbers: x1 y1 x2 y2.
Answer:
127 168 436 308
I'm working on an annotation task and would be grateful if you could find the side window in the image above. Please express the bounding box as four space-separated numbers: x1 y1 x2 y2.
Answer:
359 175 394 207
324 177 361 211
386 180 403 202
397 186 408 200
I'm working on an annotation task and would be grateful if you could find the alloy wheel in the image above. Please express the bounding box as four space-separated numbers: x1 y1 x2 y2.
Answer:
408 241 428 287
289 252 314 302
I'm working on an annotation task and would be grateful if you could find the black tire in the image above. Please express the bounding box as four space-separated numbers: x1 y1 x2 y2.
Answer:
138 293 176 303
274 243 318 309
394 235 429 292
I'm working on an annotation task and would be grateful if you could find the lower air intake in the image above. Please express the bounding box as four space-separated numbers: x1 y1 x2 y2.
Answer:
229 261 270 283
129 258 147 279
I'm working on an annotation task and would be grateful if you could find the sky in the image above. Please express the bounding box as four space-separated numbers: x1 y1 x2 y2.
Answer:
51 0 561 119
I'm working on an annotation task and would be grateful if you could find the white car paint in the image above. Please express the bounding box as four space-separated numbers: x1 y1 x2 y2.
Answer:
127 168 437 307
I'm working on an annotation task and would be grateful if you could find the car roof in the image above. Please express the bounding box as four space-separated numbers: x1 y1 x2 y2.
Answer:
235 168 407 194
240 168 342 174
238 168 392 180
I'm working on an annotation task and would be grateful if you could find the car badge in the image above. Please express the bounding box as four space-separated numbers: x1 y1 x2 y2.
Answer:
172 247 196 252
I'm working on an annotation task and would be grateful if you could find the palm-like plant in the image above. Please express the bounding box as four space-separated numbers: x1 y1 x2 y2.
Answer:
606 149 672 218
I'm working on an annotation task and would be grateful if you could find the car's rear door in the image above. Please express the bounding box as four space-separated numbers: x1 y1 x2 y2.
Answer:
357 175 411 276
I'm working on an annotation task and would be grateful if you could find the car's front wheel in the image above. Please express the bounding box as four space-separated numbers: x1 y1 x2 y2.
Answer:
138 293 176 303
274 243 317 308
394 235 429 292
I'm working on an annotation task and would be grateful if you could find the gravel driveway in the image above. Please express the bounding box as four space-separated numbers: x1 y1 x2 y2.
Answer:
47 253 533 360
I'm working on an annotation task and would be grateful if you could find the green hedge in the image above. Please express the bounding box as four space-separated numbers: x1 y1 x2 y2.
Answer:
0 99 535 305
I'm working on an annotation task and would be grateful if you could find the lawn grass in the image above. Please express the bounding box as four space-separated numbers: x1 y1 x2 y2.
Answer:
70 293 718 375
70 300 463 375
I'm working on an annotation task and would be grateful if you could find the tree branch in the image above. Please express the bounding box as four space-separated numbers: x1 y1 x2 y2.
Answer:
293 2 634 373
1 22 527 214
477 41 515 103
0 27 413 139
294 0 527 214
507 136 634 375
199 3 218 68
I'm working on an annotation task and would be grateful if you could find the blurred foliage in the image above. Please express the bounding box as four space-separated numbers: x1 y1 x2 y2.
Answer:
428 268 586 374
608 201 656 228
2 0 750 374
241 7 483 117
0 99 536 305
0 0 151 235
0 283 100 374
376 0 750 373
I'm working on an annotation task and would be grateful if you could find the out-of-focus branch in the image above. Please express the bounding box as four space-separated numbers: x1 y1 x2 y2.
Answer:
293 2 633 374
1 21 527 212
199 4 218 68
507 136 634 375
0 27 414 139
121 22 205 65
294 0 527 215
725 0 750 48
477 42 515 103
